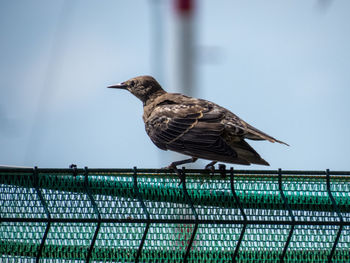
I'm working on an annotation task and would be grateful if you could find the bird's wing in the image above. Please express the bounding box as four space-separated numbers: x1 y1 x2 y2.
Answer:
145 101 250 165
222 110 289 146
243 122 289 146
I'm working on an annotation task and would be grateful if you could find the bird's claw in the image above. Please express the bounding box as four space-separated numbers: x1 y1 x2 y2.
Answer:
165 163 185 186
205 164 215 173
69 164 77 169
204 162 227 177
205 161 217 174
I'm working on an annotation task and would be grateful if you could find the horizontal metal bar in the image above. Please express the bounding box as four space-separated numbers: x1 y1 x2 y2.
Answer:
1 167 350 177
3 241 349 262
2 217 350 226
2 171 350 214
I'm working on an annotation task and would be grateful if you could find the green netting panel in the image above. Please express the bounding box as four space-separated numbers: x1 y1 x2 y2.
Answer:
188 223 241 262
1 168 349 262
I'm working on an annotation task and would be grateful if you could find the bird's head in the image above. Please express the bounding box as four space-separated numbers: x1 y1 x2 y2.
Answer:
108 75 165 105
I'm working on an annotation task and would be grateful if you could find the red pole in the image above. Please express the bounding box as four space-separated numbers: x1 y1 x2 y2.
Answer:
175 0 193 14
173 0 195 96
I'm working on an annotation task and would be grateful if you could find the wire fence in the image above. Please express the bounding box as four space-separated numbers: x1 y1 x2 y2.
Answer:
1 167 349 262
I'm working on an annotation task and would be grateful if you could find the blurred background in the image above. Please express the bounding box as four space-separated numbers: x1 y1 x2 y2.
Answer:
1 0 349 170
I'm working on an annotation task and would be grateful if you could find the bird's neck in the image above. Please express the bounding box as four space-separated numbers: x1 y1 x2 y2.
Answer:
143 89 166 106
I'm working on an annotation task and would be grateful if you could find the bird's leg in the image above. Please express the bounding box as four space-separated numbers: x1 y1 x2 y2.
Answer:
167 157 198 185
168 157 198 168
205 161 217 173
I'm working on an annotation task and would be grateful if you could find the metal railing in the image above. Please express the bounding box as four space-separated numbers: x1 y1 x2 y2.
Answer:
1 167 349 262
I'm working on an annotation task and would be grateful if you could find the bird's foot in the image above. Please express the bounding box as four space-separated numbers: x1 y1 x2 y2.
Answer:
168 157 198 168
69 164 78 176
69 163 77 169
169 164 186 186
204 162 227 177
165 157 198 186
205 161 217 174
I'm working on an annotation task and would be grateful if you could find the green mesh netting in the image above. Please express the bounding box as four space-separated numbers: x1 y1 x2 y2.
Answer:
1 168 349 262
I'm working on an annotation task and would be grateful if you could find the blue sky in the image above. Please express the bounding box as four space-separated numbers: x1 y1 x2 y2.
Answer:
1 0 350 170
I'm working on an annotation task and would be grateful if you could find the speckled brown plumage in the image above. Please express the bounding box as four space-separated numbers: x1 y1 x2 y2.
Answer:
108 75 288 167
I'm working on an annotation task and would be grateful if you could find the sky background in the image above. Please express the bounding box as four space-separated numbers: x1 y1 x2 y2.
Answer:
1 0 349 170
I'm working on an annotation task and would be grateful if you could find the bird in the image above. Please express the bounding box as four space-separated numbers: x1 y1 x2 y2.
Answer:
108 75 288 171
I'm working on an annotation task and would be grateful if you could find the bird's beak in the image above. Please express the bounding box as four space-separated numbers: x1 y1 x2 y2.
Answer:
107 82 128 89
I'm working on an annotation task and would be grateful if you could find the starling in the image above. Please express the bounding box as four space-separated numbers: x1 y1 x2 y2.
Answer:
108 76 288 170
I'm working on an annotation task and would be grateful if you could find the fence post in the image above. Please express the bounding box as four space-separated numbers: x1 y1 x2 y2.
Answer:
278 168 295 262
85 166 101 263
181 167 198 263
326 169 343 263
134 166 150 263
33 166 51 263
230 167 247 262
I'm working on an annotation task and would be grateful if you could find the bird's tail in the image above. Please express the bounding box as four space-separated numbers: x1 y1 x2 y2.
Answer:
244 122 289 146
230 140 270 166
